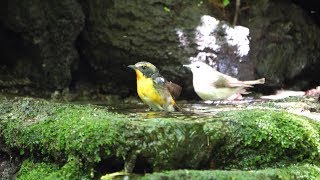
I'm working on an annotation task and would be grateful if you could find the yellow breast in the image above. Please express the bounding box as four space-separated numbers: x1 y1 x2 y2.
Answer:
135 70 165 106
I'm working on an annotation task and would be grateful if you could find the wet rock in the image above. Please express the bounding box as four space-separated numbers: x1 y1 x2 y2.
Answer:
1 0 319 97
141 164 320 180
0 96 320 178
78 0 320 97
0 141 20 180
0 0 85 90
78 0 256 97
77 0 208 95
242 0 320 88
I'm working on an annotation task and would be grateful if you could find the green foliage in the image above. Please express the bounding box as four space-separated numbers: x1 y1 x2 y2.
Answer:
207 0 230 9
197 0 204 7
223 0 230 7
163 6 170 12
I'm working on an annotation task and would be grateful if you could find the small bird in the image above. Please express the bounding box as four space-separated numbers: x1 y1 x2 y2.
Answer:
128 61 182 111
183 62 265 101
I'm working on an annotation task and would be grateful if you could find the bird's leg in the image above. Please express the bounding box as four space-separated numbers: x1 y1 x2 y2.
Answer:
227 93 243 101
214 101 222 106
212 100 222 106
204 100 214 104
204 100 221 106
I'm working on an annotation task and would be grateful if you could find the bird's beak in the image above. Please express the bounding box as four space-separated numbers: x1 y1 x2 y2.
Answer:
128 65 135 69
183 64 191 68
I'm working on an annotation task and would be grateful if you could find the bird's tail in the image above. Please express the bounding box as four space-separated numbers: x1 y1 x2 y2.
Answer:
243 78 265 85
169 99 186 112
173 101 184 112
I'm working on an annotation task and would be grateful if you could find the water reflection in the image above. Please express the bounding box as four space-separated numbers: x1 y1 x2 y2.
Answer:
103 100 258 120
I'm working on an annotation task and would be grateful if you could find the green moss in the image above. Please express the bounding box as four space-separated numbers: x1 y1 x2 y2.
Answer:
1 96 320 178
17 158 89 180
0 98 123 164
207 109 320 169
141 164 320 180
17 160 59 180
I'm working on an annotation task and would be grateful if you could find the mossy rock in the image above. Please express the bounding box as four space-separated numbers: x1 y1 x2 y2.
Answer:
16 158 87 179
18 161 320 180
0 96 320 179
141 163 320 180
208 109 320 169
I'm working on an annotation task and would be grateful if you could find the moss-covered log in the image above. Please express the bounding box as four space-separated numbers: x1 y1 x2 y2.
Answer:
0 96 320 179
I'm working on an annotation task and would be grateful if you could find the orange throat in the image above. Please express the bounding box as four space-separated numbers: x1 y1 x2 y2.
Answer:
135 69 143 80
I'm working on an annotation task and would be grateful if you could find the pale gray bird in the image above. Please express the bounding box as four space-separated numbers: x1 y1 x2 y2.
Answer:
183 62 265 101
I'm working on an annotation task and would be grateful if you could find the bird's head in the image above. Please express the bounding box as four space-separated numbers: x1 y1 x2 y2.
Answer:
128 61 159 79
183 62 215 76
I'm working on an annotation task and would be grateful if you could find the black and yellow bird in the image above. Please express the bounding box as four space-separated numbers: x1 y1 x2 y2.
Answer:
128 61 182 112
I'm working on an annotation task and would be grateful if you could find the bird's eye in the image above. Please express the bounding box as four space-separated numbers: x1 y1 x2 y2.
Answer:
141 66 146 70
196 65 200 68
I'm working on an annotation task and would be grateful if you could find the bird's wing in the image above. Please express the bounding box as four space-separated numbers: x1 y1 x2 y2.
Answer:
214 73 252 88
152 74 183 112
152 75 181 99
164 81 182 99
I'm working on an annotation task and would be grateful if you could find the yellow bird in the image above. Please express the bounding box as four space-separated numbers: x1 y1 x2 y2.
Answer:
128 61 182 112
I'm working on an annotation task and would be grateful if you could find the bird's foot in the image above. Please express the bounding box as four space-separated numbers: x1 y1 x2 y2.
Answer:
145 107 152 112
227 93 243 101
204 100 214 104
204 100 222 106
214 100 234 106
